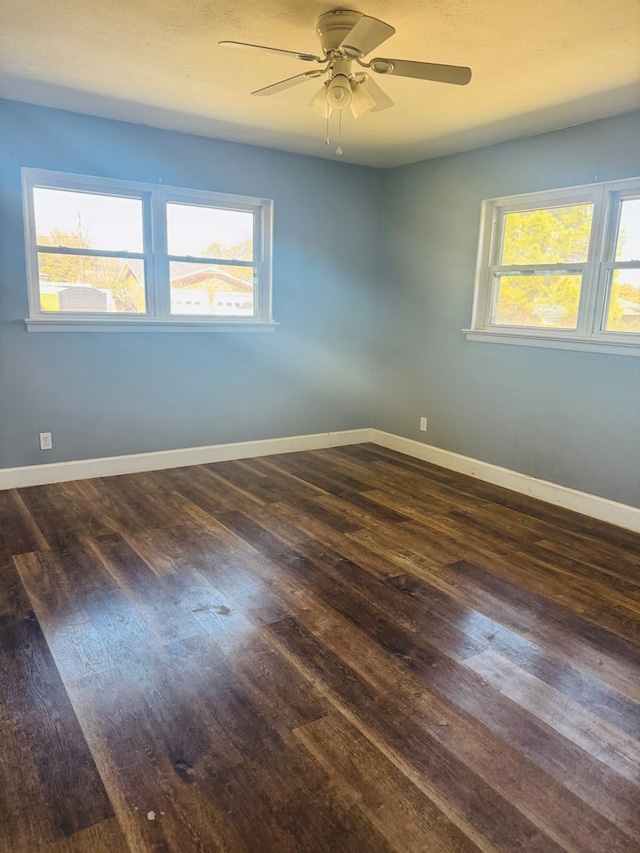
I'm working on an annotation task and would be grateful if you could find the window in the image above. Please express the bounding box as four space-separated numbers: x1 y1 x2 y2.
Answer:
467 177 640 355
22 169 275 332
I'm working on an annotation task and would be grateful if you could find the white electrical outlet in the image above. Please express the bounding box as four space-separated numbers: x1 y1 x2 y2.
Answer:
39 432 53 451
419 417 428 432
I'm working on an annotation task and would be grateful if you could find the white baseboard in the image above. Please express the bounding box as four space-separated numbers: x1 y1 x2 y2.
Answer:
370 429 640 534
1 426 638 534
0 429 372 491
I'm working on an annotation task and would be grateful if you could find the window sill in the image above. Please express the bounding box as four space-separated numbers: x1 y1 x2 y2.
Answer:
25 318 279 334
463 328 640 357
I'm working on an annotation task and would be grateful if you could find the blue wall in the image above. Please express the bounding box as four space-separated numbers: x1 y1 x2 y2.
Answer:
0 100 381 467
375 112 640 508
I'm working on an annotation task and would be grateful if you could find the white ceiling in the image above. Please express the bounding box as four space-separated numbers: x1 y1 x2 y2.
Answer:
1 0 639 167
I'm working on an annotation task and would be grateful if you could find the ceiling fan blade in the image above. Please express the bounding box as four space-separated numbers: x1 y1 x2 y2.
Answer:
339 15 395 57
219 40 323 63
369 57 472 85
359 76 394 112
252 71 324 97
349 80 376 118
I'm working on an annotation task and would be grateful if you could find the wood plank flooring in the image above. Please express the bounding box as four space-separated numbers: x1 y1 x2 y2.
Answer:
1 443 639 852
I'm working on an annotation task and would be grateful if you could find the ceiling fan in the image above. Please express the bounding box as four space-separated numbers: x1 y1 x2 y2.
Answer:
220 9 472 121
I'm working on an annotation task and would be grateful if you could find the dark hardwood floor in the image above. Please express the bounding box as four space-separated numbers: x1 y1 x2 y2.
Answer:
1 443 639 852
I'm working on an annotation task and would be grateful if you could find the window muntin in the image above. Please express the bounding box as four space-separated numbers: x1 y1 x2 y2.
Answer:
471 177 640 351
22 169 273 329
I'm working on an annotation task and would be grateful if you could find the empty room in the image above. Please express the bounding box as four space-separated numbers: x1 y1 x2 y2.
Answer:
1 1 639 851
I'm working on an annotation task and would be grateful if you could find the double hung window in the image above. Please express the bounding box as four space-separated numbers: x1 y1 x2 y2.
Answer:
22 168 274 332
468 177 640 354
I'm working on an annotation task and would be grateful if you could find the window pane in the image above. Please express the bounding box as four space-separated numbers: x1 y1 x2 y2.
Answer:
501 203 593 265
169 261 255 316
614 198 640 262
33 188 143 252
491 273 581 329
167 203 253 260
38 254 146 313
604 268 640 333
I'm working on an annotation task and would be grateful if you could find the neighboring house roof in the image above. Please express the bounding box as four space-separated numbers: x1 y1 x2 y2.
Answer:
120 259 252 292
40 282 89 292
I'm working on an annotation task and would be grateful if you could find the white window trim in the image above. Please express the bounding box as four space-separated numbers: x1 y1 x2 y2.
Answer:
21 168 277 333
465 176 640 356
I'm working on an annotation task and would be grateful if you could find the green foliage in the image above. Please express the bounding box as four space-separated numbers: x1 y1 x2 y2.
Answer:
38 228 92 284
203 238 252 262
494 274 581 328
502 204 592 265
38 225 144 312
496 204 592 327
38 225 256 314
606 275 640 332
200 238 254 288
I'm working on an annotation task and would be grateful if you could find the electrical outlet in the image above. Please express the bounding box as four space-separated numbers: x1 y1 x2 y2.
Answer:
419 417 428 432
39 432 53 451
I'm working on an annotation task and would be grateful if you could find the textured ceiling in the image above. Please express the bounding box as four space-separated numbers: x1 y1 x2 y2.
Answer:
1 0 639 167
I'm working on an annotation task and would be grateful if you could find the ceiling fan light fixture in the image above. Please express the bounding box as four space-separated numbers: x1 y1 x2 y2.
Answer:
309 83 332 118
326 74 353 110
350 79 376 118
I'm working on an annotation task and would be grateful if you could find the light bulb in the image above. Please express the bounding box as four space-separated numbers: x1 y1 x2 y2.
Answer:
326 75 352 110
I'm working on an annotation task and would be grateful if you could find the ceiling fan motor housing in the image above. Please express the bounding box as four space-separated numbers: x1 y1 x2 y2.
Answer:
316 9 363 54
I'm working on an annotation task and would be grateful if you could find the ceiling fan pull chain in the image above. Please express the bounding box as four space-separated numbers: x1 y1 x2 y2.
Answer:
336 111 343 156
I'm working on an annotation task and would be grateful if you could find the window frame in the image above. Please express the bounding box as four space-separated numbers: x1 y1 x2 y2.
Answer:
466 176 640 356
22 168 276 333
